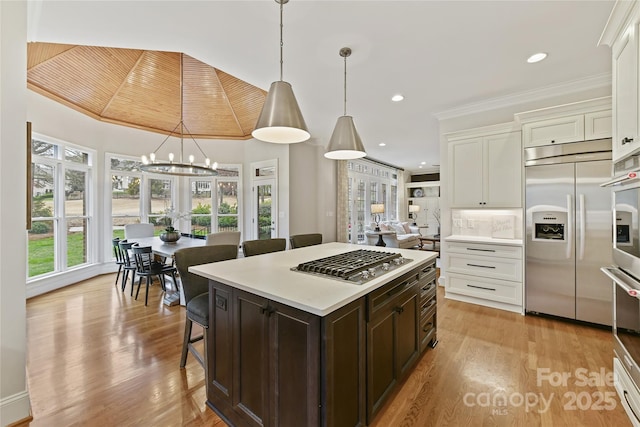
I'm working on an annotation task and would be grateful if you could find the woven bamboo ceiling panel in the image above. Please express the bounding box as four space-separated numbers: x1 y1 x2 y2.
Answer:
27 42 267 140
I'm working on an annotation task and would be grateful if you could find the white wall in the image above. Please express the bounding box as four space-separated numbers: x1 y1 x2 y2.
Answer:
0 2 31 425
289 143 337 243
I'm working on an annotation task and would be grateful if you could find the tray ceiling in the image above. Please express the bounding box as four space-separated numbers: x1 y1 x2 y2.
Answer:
27 42 267 140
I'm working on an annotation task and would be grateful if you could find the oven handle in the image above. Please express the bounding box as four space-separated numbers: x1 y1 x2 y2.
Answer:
601 267 640 299
601 169 640 187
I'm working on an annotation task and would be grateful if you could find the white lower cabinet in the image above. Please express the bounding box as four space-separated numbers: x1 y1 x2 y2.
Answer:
445 239 523 313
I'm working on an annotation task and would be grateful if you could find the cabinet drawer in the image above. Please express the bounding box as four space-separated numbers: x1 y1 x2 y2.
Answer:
446 241 522 259
367 272 418 320
419 280 437 303
419 314 436 352
448 253 522 282
420 296 436 322
448 273 522 306
523 115 585 148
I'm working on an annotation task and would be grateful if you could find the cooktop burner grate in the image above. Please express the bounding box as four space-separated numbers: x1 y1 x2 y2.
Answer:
292 249 411 284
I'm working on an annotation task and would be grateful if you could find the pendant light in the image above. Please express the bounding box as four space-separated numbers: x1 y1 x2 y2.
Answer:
140 53 218 176
325 47 366 160
252 0 310 144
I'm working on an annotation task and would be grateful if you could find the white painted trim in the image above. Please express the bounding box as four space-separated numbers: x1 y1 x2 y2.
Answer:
514 96 612 124
434 74 612 121
0 390 31 426
598 0 637 47
444 121 520 141
26 263 116 298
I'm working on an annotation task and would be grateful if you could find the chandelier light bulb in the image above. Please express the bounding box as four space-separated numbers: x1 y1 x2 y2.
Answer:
168 153 174 162
189 154 195 164
141 155 149 165
150 153 156 162
205 158 211 166
212 162 218 169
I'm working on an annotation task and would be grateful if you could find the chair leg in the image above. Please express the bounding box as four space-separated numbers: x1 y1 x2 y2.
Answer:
180 318 193 368
135 276 143 300
144 276 151 306
121 270 128 292
115 265 122 286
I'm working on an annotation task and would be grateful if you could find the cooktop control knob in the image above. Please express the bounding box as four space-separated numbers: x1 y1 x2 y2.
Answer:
382 262 390 271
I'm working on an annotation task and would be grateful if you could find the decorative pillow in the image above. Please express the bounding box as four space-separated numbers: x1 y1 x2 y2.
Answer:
391 223 406 235
379 223 390 231
401 222 411 234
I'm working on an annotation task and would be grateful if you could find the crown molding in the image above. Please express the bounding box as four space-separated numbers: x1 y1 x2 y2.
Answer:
598 0 637 47
434 73 612 122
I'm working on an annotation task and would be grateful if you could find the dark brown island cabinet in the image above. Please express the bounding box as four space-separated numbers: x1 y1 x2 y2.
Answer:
205 258 438 427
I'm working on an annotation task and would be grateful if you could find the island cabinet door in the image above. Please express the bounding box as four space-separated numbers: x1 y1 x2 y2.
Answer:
268 300 321 427
232 289 270 427
208 282 234 404
395 286 420 379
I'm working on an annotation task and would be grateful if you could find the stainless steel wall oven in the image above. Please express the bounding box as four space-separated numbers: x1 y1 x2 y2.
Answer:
602 149 640 427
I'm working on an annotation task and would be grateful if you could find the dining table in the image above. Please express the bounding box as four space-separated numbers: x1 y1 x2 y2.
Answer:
130 235 207 306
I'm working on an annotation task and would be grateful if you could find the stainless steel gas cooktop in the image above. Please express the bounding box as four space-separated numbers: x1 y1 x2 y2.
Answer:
291 249 412 284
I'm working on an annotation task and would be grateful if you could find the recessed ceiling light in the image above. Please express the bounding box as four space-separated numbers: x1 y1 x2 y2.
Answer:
420 161 426 165
527 52 547 63
379 143 386 147
391 94 404 102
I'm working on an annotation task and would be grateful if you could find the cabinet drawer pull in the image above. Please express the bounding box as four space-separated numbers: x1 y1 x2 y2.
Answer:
421 300 436 315
466 284 496 292
466 248 495 252
466 263 496 269
622 137 634 145
423 323 434 332
394 306 404 314
387 281 410 297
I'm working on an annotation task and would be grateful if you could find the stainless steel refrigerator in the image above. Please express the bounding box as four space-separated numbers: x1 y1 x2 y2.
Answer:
525 139 612 326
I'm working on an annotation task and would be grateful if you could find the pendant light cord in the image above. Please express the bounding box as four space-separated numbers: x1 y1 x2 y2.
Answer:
279 0 284 82
179 52 184 163
343 53 347 116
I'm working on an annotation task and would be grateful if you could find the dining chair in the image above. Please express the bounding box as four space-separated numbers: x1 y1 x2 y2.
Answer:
206 231 241 252
132 245 178 306
241 238 287 257
174 244 238 376
124 223 155 239
112 238 126 286
289 233 323 249
118 240 137 293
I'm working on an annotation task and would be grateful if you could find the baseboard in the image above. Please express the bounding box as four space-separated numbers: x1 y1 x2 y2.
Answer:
0 390 31 426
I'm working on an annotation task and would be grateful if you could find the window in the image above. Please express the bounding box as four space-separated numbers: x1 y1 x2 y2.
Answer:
29 135 94 278
109 154 178 238
346 159 399 244
189 166 241 237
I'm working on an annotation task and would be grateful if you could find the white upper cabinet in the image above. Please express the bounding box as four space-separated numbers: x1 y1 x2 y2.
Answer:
447 123 522 208
599 1 640 162
517 98 612 149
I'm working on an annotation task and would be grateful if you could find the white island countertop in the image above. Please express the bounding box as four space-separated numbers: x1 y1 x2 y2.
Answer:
189 242 438 316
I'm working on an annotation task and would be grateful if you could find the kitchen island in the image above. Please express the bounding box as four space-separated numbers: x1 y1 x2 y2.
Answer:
190 242 438 427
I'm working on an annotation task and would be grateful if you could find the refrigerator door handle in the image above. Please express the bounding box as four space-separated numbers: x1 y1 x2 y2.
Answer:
566 194 573 259
578 194 585 260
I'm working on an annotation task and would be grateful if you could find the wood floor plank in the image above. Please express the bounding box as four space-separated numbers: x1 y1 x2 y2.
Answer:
21 272 632 426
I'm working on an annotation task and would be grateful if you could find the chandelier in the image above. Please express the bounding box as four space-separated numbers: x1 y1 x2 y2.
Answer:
140 53 218 176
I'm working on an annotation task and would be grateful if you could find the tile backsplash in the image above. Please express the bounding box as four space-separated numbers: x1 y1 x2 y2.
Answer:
451 209 523 239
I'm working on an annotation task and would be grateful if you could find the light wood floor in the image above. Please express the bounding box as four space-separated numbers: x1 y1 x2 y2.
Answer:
21 272 631 426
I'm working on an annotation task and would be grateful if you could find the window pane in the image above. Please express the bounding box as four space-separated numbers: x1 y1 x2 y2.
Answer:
67 218 87 267
32 140 56 158
28 220 55 277
111 156 143 172
65 147 89 164
191 180 212 236
218 182 238 214
65 170 86 215
148 178 172 232
33 163 55 216
111 174 140 234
